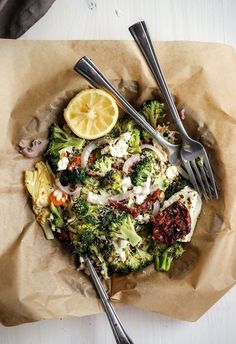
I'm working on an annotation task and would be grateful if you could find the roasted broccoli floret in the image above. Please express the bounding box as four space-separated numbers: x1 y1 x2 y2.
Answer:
156 124 178 144
91 155 113 176
110 214 142 246
81 175 100 194
164 176 191 200
108 118 137 138
60 168 86 186
159 243 184 271
90 244 109 279
131 156 155 186
141 129 152 143
72 198 99 224
106 239 153 274
100 169 122 193
46 124 85 171
150 242 184 271
141 100 165 128
128 128 141 154
50 202 64 228
72 222 99 255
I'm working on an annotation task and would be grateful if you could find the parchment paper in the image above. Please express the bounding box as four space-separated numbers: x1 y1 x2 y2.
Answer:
0 40 236 326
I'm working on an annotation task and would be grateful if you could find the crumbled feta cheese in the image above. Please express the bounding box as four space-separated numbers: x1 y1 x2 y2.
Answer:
133 186 143 194
57 156 69 171
142 176 152 195
136 194 146 205
166 166 179 180
119 239 129 249
59 146 73 158
121 177 132 192
121 132 132 141
110 139 129 158
136 214 151 224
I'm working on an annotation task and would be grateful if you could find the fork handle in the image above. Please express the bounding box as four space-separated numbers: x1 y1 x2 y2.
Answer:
85 257 134 344
129 21 188 139
74 56 175 151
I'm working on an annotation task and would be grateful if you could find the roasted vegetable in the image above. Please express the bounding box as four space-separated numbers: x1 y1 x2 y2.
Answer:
72 222 100 255
81 175 100 194
108 118 137 138
106 238 153 274
91 155 113 176
50 202 64 229
25 161 54 208
150 242 184 271
100 169 122 193
25 161 54 239
141 100 165 128
60 168 86 186
46 124 85 171
128 128 141 154
164 176 191 200
109 214 142 246
89 244 109 279
131 156 155 186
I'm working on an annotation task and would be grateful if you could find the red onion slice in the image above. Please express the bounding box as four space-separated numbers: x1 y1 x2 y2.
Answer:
176 166 189 180
87 192 110 205
122 154 140 174
19 139 43 158
141 144 166 161
87 190 133 205
55 178 81 196
152 200 160 216
81 138 109 168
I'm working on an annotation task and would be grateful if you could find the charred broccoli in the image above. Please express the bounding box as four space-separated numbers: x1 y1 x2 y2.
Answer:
72 198 99 224
108 118 137 138
131 156 155 186
128 128 141 154
141 100 165 128
72 222 100 255
46 124 85 171
91 155 113 176
81 175 100 194
109 214 142 246
141 129 152 143
150 242 184 271
100 169 122 193
106 239 153 274
164 176 191 200
89 244 109 279
60 168 86 186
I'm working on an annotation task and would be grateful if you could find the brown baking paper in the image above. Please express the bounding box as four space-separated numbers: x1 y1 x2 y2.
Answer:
0 40 236 326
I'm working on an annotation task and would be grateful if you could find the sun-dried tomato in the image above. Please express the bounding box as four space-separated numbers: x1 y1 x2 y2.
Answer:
153 201 191 245
68 155 81 170
110 189 161 218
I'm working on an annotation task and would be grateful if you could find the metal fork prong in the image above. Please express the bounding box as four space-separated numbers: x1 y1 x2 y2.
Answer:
182 161 202 196
198 164 213 198
202 152 218 198
190 160 209 200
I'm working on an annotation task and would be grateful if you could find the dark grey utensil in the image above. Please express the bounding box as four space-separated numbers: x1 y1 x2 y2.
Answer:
129 21 218 199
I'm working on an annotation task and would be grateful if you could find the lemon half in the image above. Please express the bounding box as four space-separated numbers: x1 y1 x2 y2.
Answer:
64 89 119 139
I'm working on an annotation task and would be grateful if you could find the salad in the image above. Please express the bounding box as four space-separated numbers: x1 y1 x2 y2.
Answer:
23 88 202 279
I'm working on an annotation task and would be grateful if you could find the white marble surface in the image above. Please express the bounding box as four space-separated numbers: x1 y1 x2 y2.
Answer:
1 1 236 343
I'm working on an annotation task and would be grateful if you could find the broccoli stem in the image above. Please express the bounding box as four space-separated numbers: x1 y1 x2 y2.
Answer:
159 253 173 271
